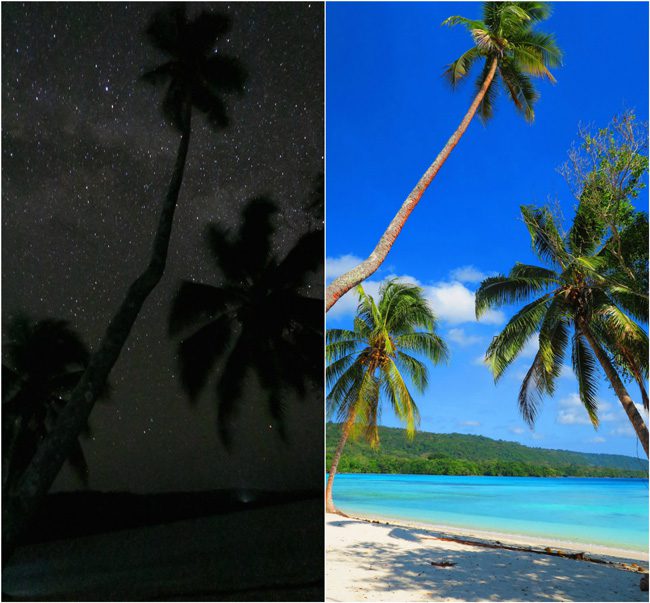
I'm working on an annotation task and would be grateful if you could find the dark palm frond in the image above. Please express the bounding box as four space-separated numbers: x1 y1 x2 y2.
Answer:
144 5 246 132
171 191 325 445
214 332 250 447
141 61 175 87
178 316 232 402
145 4 185 55
186 12 232 55
275 229 323 289
169 281 238 335
2 315 107 489
203 55 247 95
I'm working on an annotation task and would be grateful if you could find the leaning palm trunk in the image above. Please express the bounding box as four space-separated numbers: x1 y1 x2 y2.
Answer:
325 407 357 514
2 107 192 560
580 320 649 457
325 58 498 311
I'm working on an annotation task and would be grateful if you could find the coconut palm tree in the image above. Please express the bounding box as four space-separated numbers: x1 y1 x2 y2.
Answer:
3 6 246 557
326 280 448 513
169 196 322 445
475 205 649 456
2 315 110 493
326 1 561 311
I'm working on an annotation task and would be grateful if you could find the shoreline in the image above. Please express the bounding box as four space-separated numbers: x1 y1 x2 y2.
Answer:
326 513 648 602
334 510 648 562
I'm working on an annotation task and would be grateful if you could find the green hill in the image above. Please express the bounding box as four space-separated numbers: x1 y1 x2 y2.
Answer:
326 423 649 478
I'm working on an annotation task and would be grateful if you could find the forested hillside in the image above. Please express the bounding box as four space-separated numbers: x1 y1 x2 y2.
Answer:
326 424 648 478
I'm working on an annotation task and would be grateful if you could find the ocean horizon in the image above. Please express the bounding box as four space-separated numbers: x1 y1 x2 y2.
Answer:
331 474 649 552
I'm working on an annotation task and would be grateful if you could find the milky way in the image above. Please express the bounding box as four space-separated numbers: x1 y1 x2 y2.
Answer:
2 2 324 492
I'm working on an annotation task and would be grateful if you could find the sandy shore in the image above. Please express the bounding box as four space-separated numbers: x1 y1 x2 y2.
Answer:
3 500 323 601
326 513 648 602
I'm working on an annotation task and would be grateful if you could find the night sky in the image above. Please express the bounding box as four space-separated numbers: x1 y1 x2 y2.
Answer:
2 2 324 493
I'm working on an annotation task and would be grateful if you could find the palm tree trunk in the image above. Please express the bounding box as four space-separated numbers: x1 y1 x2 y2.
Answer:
2 105 193 560
326 57 498 311
580 320 649 457
325 409 357 514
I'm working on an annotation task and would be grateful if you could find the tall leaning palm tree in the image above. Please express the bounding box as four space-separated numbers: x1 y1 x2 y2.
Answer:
326 2 561 311
3 6 246 557
326 280 448 513
169 196 322 445
475 205 649 457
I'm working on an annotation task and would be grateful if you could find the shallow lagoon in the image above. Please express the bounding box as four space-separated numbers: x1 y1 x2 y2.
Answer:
333 474 649 552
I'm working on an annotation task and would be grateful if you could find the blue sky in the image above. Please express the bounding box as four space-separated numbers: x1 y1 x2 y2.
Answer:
326 2 649 458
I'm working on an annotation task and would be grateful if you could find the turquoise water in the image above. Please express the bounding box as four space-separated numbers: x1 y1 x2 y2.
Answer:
332 474 649 552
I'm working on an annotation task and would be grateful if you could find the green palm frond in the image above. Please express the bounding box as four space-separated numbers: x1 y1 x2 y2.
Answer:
485 294 550 380
571 331 599 427
394 332 449 364
382 358 419 438
537 299 570 378
521 205 568 266
442 16 488 31
476 60 500 123
444 2 559 122
476 273 553 317
395 352 429 394
509 263 560 282
444 47 482 87
518 349 548 427
326 278 445 449
499 60 538 121
326 353 358 388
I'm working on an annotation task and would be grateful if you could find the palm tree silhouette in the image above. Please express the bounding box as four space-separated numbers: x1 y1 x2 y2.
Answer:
325 280 448 513
2 315 110 493
170 196 323 445
3 5 246 558
326 1 562 310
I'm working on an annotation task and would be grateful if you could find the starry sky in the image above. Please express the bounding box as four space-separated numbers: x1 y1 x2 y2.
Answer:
3 2 324 492
327 2 648 459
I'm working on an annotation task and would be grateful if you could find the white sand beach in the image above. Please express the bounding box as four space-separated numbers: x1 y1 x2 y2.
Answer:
326 513 648 602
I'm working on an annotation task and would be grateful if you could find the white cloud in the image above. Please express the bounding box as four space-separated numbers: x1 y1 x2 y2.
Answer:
531 433 544 441
590 436 606 444
461 420 481 427
610 424 635 438
449 265 488 284
326 254 363 281
425 281 505 325
559 364 573 379
473 354 490 367
556 393 593 425
327 272 506 326
510 426 526 435
447 328 482 347
519 335 539 359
